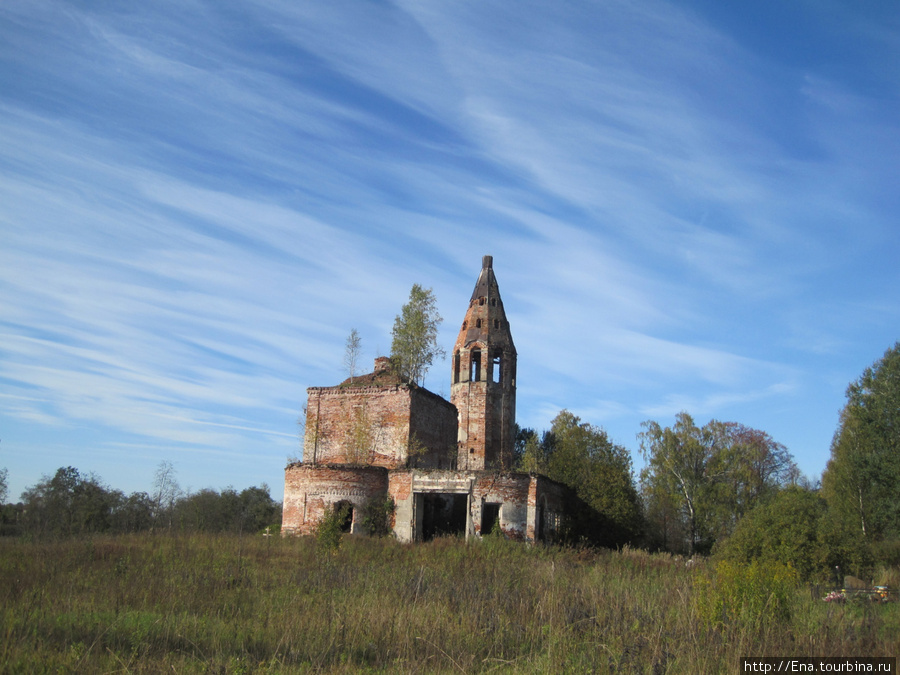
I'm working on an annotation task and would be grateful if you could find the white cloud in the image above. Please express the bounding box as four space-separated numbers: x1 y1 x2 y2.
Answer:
1 0 897 499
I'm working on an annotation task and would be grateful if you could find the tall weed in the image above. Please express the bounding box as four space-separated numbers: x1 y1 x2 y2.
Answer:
695 559 798 630
0 534 896 672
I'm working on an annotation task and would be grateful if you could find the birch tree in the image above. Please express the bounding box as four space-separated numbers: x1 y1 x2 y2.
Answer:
390 284 444 386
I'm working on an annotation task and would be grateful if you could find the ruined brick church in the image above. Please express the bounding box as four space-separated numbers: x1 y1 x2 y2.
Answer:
282 256 568 542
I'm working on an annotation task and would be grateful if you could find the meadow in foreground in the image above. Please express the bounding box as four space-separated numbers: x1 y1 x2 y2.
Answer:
1 533 896 673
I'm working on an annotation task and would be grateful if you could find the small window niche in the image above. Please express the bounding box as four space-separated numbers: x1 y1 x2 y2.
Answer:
470 349 482 382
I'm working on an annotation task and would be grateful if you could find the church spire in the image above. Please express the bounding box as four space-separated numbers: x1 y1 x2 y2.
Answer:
451 255 517 470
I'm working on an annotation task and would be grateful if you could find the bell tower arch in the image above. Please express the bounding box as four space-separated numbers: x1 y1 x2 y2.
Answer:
451 256 517 470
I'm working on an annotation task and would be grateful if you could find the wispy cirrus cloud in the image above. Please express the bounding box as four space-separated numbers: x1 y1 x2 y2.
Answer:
0 0 897 498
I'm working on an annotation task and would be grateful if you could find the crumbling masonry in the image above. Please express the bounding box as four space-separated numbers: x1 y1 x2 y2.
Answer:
282 256 568 542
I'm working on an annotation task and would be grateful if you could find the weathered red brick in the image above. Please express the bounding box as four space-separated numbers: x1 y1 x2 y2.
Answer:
282 256 570 544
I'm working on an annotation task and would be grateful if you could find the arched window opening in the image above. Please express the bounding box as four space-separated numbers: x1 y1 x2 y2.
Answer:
475 318 482 328
492 350 502 383
453 351 461 384
491 298 497 306
470 349 482 382
493 319 500 330
334 501 353 534
479 297 485 306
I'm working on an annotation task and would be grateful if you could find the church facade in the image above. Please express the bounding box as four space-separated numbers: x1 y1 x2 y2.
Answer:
282 256 568 542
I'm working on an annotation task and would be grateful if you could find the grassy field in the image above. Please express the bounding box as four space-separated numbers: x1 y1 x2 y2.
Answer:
0 533 897 673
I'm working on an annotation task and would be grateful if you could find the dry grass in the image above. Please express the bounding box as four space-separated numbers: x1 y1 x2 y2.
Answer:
0 534 896 673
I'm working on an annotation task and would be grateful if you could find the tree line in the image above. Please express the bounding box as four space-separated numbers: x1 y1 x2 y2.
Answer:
3 270 897 585
514 341 900 581
379 282 900 579
0 461 280 538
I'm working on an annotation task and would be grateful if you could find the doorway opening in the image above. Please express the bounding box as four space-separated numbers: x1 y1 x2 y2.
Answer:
334 500 353 533
481 502 501 536
421 493 467 541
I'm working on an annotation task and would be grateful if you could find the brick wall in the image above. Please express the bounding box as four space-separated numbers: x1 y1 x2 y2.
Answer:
302 383 457 470
408 388 458 469
472 472 532 540
303 385 411 468
282 464 388 536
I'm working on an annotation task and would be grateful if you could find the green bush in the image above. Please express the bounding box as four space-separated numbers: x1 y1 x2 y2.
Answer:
716 487 828 581
315 503 350 552
360 495 394 537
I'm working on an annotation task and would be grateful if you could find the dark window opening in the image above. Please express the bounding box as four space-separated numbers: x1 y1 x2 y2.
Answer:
482 503 501 536
491 298 497 306
462 321 467 330
471 349 482 382
476 318 482 328
335 501 353 533
453 351 460 384
422 493 467 541
493 319 499 329
479 297 485 306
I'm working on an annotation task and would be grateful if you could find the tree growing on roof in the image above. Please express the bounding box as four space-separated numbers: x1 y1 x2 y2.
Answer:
390 284 445 386
343 328 362 383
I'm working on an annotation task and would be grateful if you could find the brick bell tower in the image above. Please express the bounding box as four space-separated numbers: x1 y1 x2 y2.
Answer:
451 255 517 470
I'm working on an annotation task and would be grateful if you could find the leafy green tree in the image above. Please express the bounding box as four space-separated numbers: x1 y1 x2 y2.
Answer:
716 486 829 582
544 410 642 547
172 484 279 533
174 488 234 532
717 485 874 582
20 466 118 537
705 422 797 541
390 284 445 386
639 413 721 555
514 426 551 474
111 491 154 533
640 414 797 555
822 342 900 540
513 425 535 469
239 484 280 532
519 434 547 475
0 467 7 504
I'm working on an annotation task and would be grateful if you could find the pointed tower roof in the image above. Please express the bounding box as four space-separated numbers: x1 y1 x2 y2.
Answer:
453 255 516 355
451 255 517 471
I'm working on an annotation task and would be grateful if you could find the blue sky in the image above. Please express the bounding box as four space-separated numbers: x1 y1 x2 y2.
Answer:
1 0 898 502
